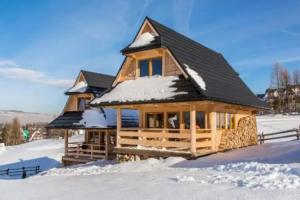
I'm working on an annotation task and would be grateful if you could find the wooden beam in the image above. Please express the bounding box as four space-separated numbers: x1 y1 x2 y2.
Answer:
105 130 109 160
190 105 196 155
64 130 68 156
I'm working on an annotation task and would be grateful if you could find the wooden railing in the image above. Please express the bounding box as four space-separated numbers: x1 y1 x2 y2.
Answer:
259 127 300 144
66 142 109 160
118 128 213 152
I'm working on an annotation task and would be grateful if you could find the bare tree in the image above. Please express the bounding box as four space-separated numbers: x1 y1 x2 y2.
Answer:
293 69 300 85
271 63 282 89
5 118 22 146
280 68 291 112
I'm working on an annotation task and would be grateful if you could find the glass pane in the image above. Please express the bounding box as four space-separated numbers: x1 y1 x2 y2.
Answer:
139 60 149 77
146 113 164 128
155 113 164 128
183 112 190 129
146 114 155 128
78 98 86 111
167 113 179 129
152 58 162 76
196 112 205 129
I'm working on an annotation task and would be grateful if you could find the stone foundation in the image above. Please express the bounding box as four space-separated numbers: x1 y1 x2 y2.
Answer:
219 116 258 151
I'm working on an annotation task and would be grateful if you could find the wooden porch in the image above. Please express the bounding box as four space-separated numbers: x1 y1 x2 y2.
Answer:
113 102 237 158
116 128 214 157
62 129 116 165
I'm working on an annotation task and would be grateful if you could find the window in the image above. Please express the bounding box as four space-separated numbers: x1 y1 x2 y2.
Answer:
183 112 190 129
139 60 149 77
139 57 162 77
167 113 179 129
146 113 164 128
152 58 162 76
196 112 206 129
77 98 90 111
216 112 226 129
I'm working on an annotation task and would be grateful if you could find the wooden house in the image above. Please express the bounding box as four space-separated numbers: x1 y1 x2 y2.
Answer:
90 17 267 160
47 70 119 165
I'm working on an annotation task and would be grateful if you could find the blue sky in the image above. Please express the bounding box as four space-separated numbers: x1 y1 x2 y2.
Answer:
0 0 299 114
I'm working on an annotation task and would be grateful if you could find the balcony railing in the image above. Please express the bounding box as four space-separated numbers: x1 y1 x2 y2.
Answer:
66 142 112 160
117 128 213 152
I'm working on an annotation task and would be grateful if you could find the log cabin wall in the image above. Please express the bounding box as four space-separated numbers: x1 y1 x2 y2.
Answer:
115 49 184 84
64 94 93 112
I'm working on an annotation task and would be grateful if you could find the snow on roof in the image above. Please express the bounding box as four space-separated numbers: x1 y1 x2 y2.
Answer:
73 108 138 128
129 32 156 48
91 76 187 104
67 81 88 93
184 64 206 91
74 108 108 128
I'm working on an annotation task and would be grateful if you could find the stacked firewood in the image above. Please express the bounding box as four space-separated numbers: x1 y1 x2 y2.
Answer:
219 116 258 151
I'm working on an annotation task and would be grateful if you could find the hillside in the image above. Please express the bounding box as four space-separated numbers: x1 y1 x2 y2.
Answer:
0 110 56 124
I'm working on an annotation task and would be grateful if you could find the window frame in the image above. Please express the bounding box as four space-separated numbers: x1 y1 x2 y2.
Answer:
77 97 90 111
166 112 180 129
145 112 164 128
138 57 163 77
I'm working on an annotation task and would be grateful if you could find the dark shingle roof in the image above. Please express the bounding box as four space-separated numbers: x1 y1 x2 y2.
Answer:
145 17 267 109
81 70 114 89
65 70 114 96
47 110 139 129
46 111 88 129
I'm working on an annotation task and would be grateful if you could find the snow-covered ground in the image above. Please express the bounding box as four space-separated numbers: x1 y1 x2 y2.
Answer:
257 114 300 133
257 114 300 143
0 115 300 200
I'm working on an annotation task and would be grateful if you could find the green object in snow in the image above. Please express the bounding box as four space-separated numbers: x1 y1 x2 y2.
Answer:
23 129 30 140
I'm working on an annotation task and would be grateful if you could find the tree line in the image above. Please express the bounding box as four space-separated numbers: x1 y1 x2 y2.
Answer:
0 118 23 146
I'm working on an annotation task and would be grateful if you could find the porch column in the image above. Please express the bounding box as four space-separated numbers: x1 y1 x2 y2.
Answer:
209 111 217 151
139 110 143 128
190 105 196 155
116 108 121 148
64 129 68 155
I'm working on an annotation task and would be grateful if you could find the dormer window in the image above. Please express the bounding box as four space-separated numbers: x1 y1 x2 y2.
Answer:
139 57 162 77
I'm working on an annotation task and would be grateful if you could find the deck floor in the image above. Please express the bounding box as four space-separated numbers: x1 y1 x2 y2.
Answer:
114 147 214 159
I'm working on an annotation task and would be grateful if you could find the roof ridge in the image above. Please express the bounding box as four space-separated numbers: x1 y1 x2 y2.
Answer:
146 16 221 56
80 69 114 78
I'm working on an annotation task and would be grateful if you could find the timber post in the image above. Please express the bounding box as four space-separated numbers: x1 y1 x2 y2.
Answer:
116 108 122 148
190 105 196 155
105 130 109 160
64 129 68 156
209 111 217 151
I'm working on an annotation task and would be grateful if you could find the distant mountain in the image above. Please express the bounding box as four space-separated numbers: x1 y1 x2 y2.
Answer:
0 110 57 124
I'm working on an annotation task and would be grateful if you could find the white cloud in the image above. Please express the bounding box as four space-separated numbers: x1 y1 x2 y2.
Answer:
171 0 194 34
0 59 73 88
277 29 300 37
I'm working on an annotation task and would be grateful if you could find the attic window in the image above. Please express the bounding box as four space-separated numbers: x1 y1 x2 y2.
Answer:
139 57 162 77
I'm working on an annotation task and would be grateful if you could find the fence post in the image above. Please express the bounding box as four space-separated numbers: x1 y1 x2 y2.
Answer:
6 169 9 176
297 126 300 140
261 132 264 144
22 167 26 179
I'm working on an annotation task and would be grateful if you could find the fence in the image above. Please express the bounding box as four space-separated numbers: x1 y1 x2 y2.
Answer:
0 166 40 179
259 127 300 144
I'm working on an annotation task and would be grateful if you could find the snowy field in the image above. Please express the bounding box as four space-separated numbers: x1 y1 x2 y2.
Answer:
0 115 300 200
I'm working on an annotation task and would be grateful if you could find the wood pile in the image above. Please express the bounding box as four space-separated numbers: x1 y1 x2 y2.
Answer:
219 116 258 151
